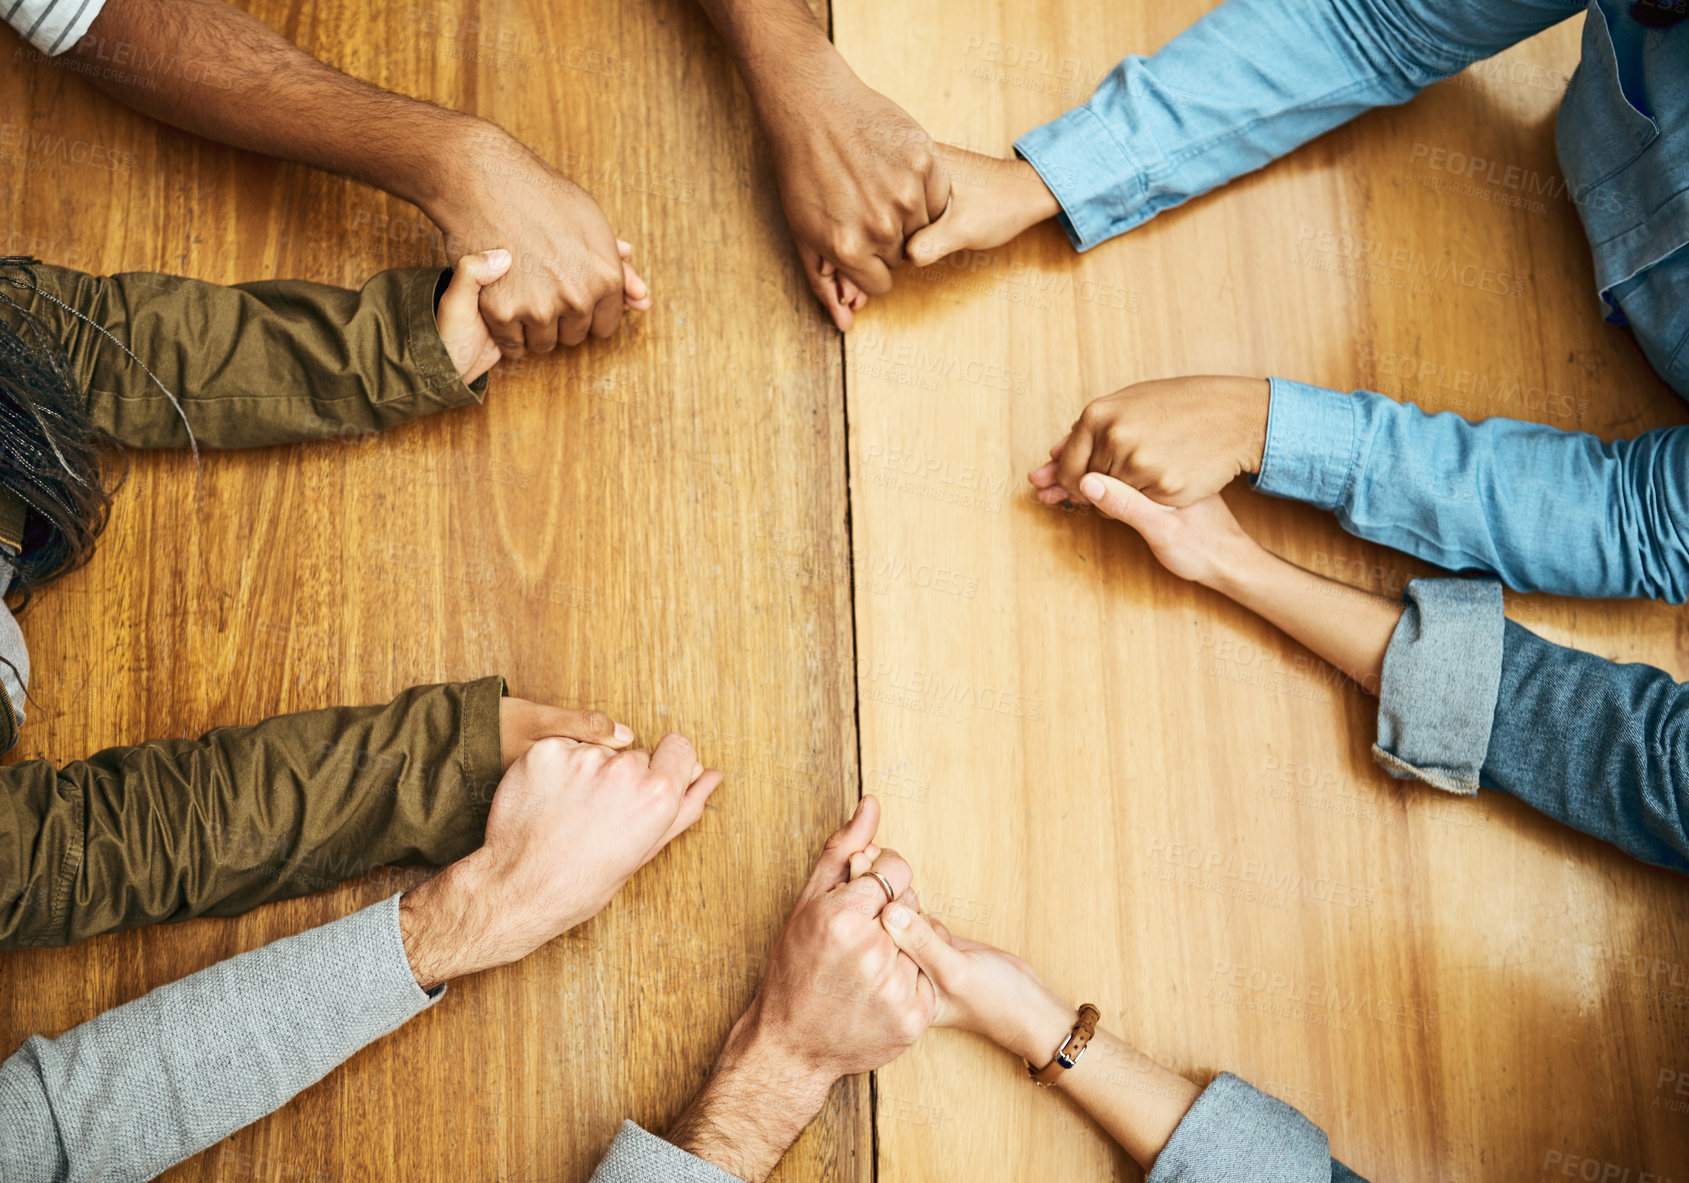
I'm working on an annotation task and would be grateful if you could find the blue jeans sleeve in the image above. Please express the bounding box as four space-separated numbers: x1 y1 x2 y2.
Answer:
1372 579 1505 796
1373 578 1689 872
1484 617 1689 873
1012 0 1575 250
1255 379 1689 602
1146 1073 1357 1182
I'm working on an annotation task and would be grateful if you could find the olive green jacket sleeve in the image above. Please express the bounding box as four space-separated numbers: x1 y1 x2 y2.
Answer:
0 675 504 950
9 261 487 449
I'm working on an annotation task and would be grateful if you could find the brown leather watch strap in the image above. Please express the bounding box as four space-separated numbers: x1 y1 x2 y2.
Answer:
1028 1003 1100 1087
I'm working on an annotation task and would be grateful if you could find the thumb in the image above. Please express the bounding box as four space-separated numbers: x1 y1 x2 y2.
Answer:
881 901 964 992
906 206 962 268
442 248 513 313
1080 472 1169 533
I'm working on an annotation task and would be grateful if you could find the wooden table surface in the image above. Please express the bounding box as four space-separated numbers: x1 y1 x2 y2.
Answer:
3 1 1687 1180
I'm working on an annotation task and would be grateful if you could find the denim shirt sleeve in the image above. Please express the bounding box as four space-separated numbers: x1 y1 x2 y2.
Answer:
1255 379 1689 602
1146 1073 1361 1182
1373 577 1689 872
1012 0 1575 250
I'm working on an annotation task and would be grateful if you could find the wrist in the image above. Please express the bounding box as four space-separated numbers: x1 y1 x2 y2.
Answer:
666 1003 835 1182
1234 377 1272 477
398 858 493 990
997 987 1079 1067
408 117 520 243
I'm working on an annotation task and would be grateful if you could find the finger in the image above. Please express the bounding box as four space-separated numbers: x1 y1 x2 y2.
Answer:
880 900 965 989
838 253 894 299
1050 439 1066 460
924 156 953 223
1027 460 1060 489
929 918 954 946
833 847 913 915
807 795 882 897
659 768 724 845
589 290 623 339
622 261 651 310
1035 486 1073 506
613 747 653 770
1053 425 1097 498
1081 472 1171 533
521 315 560 356
557 305 594 349
617 239 633 258
538 706 635 748
802 246 854 332
847 850 875 881
439 249 513 331
649 732 701 783
906 205 962 269
901 885 922 914
837 272 866 314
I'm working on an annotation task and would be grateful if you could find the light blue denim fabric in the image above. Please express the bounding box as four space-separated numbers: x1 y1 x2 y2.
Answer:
1016 0 1689 601
1015 0 1689 385
1254 378 1689 601
1376 578 1689 873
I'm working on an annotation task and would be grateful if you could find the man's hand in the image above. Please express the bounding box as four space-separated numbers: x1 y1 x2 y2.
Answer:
496 695 635 769
759 51 948 330
665 796 932 1182
904 145 1060 269
1029 377 1271 508
426 124 652 357
398 733 721 990
69 0 648 362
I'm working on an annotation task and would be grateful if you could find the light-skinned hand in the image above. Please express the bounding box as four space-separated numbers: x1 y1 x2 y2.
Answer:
905 144 1060 268
399 733 721 989
1071 474 1259 587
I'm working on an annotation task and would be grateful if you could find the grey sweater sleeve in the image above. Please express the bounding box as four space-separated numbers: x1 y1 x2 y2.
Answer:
1146 1074 1363 1182
0 894 438 1182
588 1122 745 1183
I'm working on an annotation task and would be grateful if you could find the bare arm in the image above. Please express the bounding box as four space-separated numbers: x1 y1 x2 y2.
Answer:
67 0 648 355
693 0 945 330
1071 474 1401 695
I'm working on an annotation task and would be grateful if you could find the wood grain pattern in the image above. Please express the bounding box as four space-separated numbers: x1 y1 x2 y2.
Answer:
5 0 1689 1181
833 3 1689 1181
0 1 865 1180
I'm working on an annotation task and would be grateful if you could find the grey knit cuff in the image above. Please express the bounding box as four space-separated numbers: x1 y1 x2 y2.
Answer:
588 1121 748 1183
1372 578 1505 797
1148 1073 1332 1182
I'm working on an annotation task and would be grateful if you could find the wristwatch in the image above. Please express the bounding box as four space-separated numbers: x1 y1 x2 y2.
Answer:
1028 1003 1100 1087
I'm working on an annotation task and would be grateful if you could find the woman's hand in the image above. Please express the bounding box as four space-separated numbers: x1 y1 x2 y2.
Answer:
436 249 513 385
905 144 1060 269
879 902 1078 1066
1066 474 1261 589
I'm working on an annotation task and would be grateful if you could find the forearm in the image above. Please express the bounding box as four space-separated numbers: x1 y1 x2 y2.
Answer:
1206 533 1402 697
70 0 487 220
0 896 435 1183
998 994 1198 1172
15 262 483 449
664 1005 835 1182
0 677 504 949
694 0 833 102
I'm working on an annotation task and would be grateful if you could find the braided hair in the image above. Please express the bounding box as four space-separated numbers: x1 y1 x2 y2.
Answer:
0 258 124 608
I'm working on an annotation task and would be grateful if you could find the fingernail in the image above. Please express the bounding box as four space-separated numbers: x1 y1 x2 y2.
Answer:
885 904 911 929
692 762 704 780
1080 474 1105 501
613 723 633 745
487 249 511 268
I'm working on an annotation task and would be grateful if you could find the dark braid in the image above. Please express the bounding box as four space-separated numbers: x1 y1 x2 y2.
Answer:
0 258 124 609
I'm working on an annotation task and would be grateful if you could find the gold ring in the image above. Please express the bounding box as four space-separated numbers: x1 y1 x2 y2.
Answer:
866 870 896 905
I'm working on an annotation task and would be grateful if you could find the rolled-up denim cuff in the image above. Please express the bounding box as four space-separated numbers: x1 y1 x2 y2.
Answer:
1251 379 1361 510
1371 578 1505 797
1014 103 1147 252
1147 1073 1331 1183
